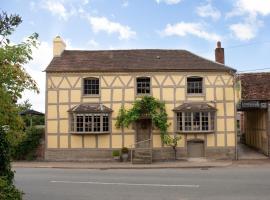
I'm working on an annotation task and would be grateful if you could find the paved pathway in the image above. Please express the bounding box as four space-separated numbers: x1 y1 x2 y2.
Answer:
238 143 268 160
13 160 232 169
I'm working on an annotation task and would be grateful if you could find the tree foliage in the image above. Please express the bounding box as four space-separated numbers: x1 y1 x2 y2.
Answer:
115 96 181 150
0 11 39 128
0 127 14 184
0 11 40 199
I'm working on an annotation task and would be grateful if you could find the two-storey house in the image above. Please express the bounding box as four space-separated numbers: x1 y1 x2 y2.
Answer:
45 36 237 161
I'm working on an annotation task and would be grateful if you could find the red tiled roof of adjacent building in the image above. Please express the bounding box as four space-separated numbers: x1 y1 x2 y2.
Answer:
240 72 270 100
45 49 236 73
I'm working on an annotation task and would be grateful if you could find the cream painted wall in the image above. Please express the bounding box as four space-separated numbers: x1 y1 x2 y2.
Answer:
46 72 236 150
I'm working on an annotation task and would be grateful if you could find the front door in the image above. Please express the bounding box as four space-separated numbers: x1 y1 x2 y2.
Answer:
136 119 151 148
187 140 205 157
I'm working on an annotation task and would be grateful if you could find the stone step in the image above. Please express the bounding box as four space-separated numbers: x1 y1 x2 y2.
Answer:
132 148 153 164
133 151 152 157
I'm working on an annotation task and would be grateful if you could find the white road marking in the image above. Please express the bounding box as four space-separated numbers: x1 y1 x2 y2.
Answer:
51 180 199 188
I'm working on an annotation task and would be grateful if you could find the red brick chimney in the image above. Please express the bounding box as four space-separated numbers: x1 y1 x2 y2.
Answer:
215 41 224 64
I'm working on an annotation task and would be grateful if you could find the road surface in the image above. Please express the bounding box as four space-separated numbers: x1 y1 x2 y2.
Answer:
14 167 270 200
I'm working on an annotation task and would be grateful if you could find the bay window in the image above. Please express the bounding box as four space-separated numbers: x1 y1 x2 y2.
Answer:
174 103 216 133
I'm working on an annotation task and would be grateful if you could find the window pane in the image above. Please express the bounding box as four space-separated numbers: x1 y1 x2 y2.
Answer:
103 114 109 132
85 114 92 132
193 112 200 131
202 112 209 131
84 78 99 95
94 114 101 132
184 112 192 131
76 115 84 132
187 77 203 94
137 77 151 94
177 112 182 131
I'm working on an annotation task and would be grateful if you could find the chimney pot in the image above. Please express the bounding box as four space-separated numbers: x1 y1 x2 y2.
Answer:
217 41 221 48
215 41 224 64
53 36 66 57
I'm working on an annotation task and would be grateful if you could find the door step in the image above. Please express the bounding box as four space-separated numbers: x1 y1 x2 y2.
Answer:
132 148 152 164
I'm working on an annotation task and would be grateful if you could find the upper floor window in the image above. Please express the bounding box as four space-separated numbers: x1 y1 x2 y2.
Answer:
187 77 203 94
136 77 151 95
84 77 99 95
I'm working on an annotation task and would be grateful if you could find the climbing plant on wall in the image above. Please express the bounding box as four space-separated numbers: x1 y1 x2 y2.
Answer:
115 96 181 153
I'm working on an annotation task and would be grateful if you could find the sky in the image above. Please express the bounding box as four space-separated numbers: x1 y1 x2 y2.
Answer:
2 0 270 112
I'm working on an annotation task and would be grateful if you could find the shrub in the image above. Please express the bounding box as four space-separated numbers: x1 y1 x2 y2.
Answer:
121 147 129 154
0 127 14 184
112 150 120 157
0 177 22 200
14 127 44 160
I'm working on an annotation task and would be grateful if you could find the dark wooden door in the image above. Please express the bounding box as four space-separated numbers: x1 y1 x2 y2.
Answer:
136 119 151 148
187 140 205 157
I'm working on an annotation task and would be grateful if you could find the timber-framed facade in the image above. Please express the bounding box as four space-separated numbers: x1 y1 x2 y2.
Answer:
45 36 237 161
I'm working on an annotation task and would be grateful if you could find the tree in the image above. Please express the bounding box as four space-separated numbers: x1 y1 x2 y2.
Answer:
163 134 181 160
0 11 39 199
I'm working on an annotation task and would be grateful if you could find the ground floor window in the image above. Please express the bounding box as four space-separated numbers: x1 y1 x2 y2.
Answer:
176 111 215 132
71 113 110 133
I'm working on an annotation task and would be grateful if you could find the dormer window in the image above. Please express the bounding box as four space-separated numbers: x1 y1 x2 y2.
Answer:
83 77 99 95
187 77 203 94
136 77 151 95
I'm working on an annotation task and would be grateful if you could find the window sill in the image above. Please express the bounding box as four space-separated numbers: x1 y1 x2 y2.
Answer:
176 130 214 134
136 94 152 97
186 94 205 97
82 95 100 98
70 131 110 135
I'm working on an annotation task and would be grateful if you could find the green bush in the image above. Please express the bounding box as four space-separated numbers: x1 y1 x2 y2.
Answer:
0 127 14 184
121 147 129 154
14 127 44 160
0 177 22 200
112 150 120 157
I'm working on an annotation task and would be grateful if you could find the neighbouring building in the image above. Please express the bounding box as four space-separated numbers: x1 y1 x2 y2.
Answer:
45 37 237 162
238 73 270 157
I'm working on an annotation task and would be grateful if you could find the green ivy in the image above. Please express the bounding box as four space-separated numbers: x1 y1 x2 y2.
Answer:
115 96 180 145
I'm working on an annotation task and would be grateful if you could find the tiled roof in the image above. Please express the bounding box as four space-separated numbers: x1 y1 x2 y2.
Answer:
68 104 113 113
240 72 270 100
45 49 236 73
173 102 216 112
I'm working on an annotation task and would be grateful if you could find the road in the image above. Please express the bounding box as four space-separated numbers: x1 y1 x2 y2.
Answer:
15 167 270 200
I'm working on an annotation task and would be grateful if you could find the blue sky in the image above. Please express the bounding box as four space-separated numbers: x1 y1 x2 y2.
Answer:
2 0 270 111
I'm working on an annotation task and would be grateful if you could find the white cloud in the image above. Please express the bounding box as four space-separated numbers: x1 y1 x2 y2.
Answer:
162 22 221 41
229 16 263 41
226 0 269 40
230 0 270 17
196 3 221 21
156 0 182 5
40 0 88 21
42 0 69 20
229 23 256 40
88 16 136 40
87 39 99 47
122 0 129 7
